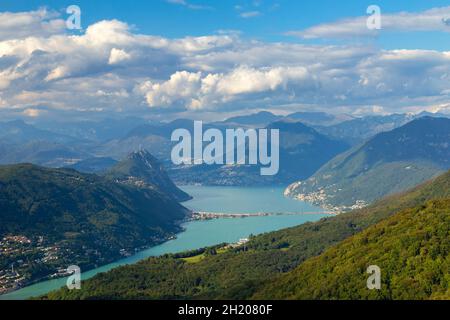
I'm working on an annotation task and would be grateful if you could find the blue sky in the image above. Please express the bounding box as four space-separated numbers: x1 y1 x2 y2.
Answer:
0 1 449 120
2 0 450 49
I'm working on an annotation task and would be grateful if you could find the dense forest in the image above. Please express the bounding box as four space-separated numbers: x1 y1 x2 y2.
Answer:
0 164 188 243
0 163 189 286
43 171 450 300
255 199 449 299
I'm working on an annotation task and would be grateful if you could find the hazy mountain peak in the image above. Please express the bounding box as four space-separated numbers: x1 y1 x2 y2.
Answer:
106 150 191 202
128 149 157 164
268 120 319 134
224 111 282 125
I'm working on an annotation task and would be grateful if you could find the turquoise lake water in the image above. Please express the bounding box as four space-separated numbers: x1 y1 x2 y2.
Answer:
0 186 327 300
181 185 322 214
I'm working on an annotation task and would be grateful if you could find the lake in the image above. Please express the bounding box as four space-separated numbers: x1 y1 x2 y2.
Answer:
181 185 323 214
0 186 327 300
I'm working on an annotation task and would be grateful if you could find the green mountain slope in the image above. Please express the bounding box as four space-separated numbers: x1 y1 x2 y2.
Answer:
104 150 191 202
254 199 449 300
286 117 450 210
43 171 450 300
0 164 189 290
0 164 188 239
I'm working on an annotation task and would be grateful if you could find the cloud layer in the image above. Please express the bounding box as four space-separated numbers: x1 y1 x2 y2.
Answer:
0 8 450 117
288 6 450 39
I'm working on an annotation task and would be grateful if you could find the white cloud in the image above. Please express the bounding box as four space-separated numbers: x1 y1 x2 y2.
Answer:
108 48 131 65
45 66 69 81
288 6 450 39
140 66 312 110
234 1 264 19
166 0 212 10
240 11 261 18
0 9 65 41
22 108 44 117
140 71 202 109
0 9 449 116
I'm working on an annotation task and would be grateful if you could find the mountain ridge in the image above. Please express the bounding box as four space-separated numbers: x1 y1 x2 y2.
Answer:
104 150 191 202
0 163 189 293
172 120 349 186
253 198 449 299
286 117 450 210
42 170 450 300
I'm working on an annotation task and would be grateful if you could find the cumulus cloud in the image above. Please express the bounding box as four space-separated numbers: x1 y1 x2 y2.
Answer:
0 9 449 117
45 66 69 81
146 45 450 112
288 6 450 39
140 66 310 109
108 48 131 65
0 9 65 41
139 71 202 109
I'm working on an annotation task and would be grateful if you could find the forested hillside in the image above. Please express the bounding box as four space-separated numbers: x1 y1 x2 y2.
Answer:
0 164 189 290
43 171 450 300
254 199 449 300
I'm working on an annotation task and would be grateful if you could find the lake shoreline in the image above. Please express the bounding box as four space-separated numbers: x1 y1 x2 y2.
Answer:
1 185 327 300
191 210 335 220
0 231 179 298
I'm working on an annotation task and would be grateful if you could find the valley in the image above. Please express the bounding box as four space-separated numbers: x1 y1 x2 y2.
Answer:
0 111 448 300
39 170 450 300
1 1 449 304
0 186 327 300
0 162 189 295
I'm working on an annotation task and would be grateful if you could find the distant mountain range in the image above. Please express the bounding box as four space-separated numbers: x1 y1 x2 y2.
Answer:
285 117 450 210
314 113 414 145
315 111 450 145
0 120 77 144
94 118 349 186
94 119 199 161
0 140 89 168
0 120 89 167
286 111 353 126
171 120 349 186
221 111 283 126
43 170 450 300
65 157 118 174
0 111 448 188
34 117 149 142
221 111 353 127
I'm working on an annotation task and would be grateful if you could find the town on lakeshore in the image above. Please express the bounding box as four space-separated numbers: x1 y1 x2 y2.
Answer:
0 234 158 295
0 235 64 294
